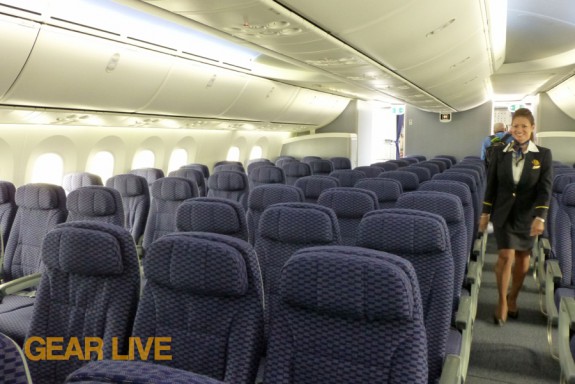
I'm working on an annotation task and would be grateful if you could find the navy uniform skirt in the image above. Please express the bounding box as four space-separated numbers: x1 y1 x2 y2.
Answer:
493 210 535 251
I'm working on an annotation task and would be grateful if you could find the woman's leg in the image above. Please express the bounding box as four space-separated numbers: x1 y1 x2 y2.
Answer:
507 250 531 313
495 248 515 321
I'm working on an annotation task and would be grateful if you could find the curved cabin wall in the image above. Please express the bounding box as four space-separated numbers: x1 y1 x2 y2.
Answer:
0 124 290 187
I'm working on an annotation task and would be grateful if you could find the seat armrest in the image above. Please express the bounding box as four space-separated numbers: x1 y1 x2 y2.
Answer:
539 237 551 256
0 273 42 302
545 260 562 322
465 261 480 286
438 354 462 384
472 237 482 261
455 295 472 331
558 297 575 384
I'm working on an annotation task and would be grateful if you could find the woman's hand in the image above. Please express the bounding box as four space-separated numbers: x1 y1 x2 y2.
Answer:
479 214 490 233
530 217 545 237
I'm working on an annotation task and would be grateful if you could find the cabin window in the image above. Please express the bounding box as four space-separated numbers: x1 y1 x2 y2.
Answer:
168 148 188 173
88 151 114 184
132 149 155 169
249 145 263 160
226 146 240 161
31 153 64 185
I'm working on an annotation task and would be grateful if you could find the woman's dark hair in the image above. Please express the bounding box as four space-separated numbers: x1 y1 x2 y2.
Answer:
512 108 535 125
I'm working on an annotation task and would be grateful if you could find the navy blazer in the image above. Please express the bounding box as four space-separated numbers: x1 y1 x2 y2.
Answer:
482 143 552 229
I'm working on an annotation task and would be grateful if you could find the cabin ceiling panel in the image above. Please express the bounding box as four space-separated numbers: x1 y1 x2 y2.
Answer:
4 26 172 111
274 88 349 125
547 75 575 120
0 15 40 100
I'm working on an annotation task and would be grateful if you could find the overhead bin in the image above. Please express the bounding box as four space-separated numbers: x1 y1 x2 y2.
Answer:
274 88 349 126
0 15 40 100
547 75 575 120
3 25 173 112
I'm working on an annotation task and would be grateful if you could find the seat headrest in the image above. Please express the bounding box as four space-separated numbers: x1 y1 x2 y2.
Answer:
63 172 103 192
208 171 247 191
397 191 464 224
382 171 419 190
106 174 147 197
248 184 304 211
151 177 197 200
282 162 311 177
432 173 476 192
249 166 285 183
67 187 121 216
317 187 378 218
0 181 15 204
553 174 575 194
357 208 449 254
144 233 248 297
15 184 65 210
259 203 340 244
295 176 339 198
419 180 471 206
43 225 124 276
169 168 204 185
562 184 575 207
281 246 417 321
176 197 244 234
355 178 402 202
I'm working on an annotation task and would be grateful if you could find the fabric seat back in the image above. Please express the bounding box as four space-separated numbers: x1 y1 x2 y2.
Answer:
353 166 384 178
0 181 17 262
169 168 206 197
129 168 164 188
328 169 366 187
246 184 304 245
207 170 250 209
26 221 140 384
379 170 419 192
317 187 378 245
66 186 124 227
134 232 264 383
357 208 453 383
3 184 67 281
62 172 103 195
248 166 285 189
247 159 273 175
255 202 341 339
213 164 245 174
354 177 402 209
293 175 339 203
264 245 428 384
105 174 150 242
142 177 199 251
176 197 248 241
370 161 399 171
309 160 334 176
329 157 352 170
282 162 311 186
404 166 431 183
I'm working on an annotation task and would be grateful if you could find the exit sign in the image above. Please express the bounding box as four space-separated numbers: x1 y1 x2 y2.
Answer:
391 105 405 115
508 104 524 112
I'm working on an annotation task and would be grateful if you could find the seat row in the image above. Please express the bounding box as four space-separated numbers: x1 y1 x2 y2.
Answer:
1 195 478 383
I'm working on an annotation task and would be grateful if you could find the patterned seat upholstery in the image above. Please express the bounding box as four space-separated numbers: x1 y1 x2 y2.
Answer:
445 168 483 196
105 174 150 242
246 184 304 245
134 232 263 382
308 159 334 176
24 221 140 384
413 162 440 177
66 186 124 227
379 170 420 192
353 166 384 178
275 158 297 169
293 175 339 203
433 157 452 169
62 172 103 195
371 161 399 171
402 157 419 164
427 159 447 172
263 245 428 384
282 162 311 186
548 174 575 246
213 163 246 174
403 166 432 183
329 156 352 170
129 168 165 188
0 332 31 384
176 197 248 241
247 159 273 175
436 155 457 165
357 209 455 383
207 170 250 210
169 168 207 197
66 360 225 384
214 160 243 169
255 202 341 339
407 155 427 162
142 177 199 252
0 184 67 344
387 159 411 168
396 191 468 315
354 177 402 209
301 156 321 164
0 181 17 262
317 187 378 246
328 169 366 187
182 164 210 181
248 165 285 190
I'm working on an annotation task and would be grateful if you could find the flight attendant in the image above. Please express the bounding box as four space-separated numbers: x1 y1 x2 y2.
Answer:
479 108 552 325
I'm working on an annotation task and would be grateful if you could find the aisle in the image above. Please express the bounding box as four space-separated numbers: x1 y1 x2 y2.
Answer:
465 237 560 383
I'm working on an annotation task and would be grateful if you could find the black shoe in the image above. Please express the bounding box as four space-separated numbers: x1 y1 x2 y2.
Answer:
508 309 519 319
493 315 505 326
